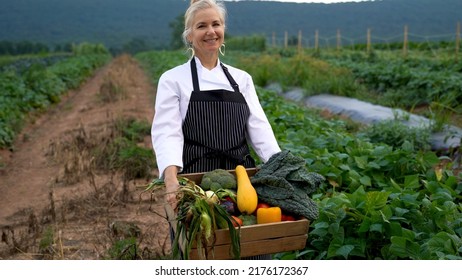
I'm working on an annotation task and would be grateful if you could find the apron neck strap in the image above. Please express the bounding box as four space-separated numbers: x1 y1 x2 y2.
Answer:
190 58 200 92
190 58 240 93
220 63 240 93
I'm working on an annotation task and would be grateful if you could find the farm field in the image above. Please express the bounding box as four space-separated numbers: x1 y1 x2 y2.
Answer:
0 54 169 260
1 47 461 260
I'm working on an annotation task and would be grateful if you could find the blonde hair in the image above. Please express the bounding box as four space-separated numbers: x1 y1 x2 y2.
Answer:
182 0 227 47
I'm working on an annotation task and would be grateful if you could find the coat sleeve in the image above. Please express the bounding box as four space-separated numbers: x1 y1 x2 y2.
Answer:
151 72 184 177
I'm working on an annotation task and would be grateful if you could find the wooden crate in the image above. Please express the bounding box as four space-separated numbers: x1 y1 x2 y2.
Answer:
165 168 310 260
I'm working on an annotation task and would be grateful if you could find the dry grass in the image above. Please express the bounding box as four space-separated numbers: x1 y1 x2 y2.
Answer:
0 55 165 259
0 169 169 260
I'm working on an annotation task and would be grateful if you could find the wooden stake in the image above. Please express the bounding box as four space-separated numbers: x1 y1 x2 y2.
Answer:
337 29 341 51
367 28 371 55
315 29 319 52
298 30 303 54
403 25 408 58
284 31 288 49
272 32 276 48
456 22 460 62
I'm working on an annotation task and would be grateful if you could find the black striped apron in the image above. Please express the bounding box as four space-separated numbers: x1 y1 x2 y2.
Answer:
181 59 256 174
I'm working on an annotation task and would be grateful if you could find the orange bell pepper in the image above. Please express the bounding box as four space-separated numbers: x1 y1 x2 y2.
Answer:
256 206 282 224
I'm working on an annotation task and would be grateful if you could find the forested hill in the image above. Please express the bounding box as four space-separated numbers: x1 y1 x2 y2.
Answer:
1 0 461 49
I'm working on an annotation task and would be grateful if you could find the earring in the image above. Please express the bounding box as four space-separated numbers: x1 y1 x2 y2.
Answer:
187 42 195 58
219 43 226 56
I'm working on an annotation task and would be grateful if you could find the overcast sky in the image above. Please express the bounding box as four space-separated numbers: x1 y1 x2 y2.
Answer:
275 0 368 2
280 0 367 2
225 0 370 3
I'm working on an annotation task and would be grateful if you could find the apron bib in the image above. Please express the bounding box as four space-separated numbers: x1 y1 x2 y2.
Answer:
181 59 255 174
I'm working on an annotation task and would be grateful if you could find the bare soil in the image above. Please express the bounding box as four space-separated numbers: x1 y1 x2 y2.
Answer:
0 54 170 260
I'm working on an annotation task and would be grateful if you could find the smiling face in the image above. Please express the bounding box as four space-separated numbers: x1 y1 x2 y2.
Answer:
187 7 225 62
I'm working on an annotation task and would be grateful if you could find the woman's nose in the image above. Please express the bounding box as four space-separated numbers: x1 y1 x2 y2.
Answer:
206 26 214 35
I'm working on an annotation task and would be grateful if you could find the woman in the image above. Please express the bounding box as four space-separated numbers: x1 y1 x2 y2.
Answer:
151 0 280 208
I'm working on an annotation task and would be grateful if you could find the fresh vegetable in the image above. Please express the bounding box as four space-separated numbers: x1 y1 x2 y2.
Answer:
235 165 258 214
201 169 237 191
214 211 229 229
251 150 325 220
143 176 241 259
205 190 219 204
231 216 243 227
219 200 236 215
281 213 296 221
214 188 237 202
256 202 271 209
200 212 213 240
239 214 257 226
256 207 282 224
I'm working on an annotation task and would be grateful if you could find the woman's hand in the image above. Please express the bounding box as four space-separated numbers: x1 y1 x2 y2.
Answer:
163 165 180 210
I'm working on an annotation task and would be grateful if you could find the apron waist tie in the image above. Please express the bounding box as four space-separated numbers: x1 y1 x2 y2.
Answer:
183 138 248 171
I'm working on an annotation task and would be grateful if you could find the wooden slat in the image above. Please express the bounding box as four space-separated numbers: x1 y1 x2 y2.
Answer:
189 235 308 260
210 219 310 246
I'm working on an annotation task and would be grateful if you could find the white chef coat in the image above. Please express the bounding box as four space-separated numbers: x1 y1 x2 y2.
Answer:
151 56 281 177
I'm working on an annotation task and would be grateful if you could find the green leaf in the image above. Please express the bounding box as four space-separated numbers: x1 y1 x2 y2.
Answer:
365 191 390 213
389 178 402 192
389 236 421 259
387 222 403 236
360 175 372 186
354 156 369 169
427 232 462 256
393 207 409 217
310 221 329 237
327 227 351 259
444 175 458 189
328 222 341 236
367 161 382 169
335 245 355 259
401 228 417 241
422 151 440 166
370 223 383 233
358 218 371 233
399 193 420 208
338 164 351 171
403 174 420 189
431 189 453 203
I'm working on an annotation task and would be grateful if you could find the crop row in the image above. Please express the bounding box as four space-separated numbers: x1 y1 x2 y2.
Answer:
0 54 72 73
320 50 462 110
136 50 462 260
0 53 111 148
258 86 461 260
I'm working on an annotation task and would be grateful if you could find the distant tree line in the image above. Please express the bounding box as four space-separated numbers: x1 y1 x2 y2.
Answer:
0 40 76 55
0 39 154 56
2 0 461 52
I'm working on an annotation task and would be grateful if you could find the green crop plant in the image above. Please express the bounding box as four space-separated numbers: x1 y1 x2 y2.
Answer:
137 51 462 260
0 51 110 148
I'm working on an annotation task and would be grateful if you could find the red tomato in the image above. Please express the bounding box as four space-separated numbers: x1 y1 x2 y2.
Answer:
281 214 296 221
256 202 271 209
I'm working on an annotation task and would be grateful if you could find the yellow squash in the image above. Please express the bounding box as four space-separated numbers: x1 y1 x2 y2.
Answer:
235 165 258 214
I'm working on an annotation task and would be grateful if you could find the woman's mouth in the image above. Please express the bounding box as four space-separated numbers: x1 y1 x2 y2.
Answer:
204 38 218 43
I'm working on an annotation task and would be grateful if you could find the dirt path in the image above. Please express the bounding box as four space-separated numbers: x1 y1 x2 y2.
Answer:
0 54 170 259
